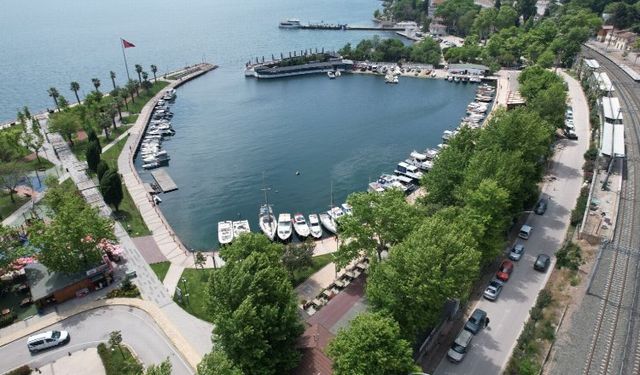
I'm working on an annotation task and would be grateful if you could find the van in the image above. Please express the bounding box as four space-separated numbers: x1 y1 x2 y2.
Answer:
447 329 473 363
27 330 70 353
518 225 532 240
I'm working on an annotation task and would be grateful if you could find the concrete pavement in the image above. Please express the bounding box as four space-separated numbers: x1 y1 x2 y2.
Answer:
0 304 192 375
434 70 589 374
37 347 105 375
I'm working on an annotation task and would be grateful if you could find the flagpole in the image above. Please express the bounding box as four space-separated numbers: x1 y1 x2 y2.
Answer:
120 38 131 81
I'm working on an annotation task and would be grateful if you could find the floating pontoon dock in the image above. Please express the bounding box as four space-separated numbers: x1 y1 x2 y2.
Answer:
151 169 178 193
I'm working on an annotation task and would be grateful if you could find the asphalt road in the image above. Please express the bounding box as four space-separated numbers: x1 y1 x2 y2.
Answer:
0 306 193 375
435 71 590 375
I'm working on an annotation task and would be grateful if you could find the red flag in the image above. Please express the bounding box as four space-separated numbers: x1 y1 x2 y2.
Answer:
121 38 135 48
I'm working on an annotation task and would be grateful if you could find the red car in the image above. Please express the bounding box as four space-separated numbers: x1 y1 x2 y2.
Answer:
496 260 514 281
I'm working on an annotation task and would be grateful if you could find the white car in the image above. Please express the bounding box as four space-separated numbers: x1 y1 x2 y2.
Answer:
27 330 70 353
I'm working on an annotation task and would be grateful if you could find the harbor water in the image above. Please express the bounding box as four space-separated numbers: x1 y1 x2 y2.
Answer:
2 0 478 249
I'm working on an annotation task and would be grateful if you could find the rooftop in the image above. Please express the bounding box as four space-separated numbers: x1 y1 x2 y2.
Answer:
25 261 106 301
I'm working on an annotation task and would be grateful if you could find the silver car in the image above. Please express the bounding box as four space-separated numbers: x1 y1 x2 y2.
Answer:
447 329 473 363
509 243 525 261
483 279 504 301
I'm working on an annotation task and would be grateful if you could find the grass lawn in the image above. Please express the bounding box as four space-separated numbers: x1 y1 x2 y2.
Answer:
122 114 138 125
101 135 128 170
0 194 29 220
173 268 215 322
70 125 131 161
97 343 142 375
291 253 335 287
113 186 150 237
127 81 169 115
150 261 171 282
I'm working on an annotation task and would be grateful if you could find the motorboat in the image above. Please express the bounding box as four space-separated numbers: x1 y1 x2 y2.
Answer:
385 73 399 84
341 203 353 215
395 161 423 181
308 214 323 239
142 161 160 170
232 220 251 238
327 206 345 222
410 150 428 161
335 70 341 77
454 76 461 83
327 71 336 79
442 130 457 143
259 204 277 241
277 213 293 242
292 213 311 239
218 220 234 245
319 212 337 234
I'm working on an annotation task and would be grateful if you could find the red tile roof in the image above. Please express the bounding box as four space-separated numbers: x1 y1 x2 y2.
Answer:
293 324 335 375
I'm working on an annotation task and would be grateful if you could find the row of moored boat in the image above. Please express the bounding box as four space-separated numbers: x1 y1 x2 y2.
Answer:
218 203 353 245
141 89 177 170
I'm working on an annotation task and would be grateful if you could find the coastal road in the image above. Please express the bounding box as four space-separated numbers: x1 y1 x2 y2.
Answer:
434 70 589 375
0 306 192 374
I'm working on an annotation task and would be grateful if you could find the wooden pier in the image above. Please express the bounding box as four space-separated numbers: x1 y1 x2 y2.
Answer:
151 169 178 193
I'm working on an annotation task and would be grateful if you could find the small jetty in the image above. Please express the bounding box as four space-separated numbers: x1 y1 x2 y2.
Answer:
151 169 178 193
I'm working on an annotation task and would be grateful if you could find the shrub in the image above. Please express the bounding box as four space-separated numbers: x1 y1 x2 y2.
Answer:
4 365 32 375
584 147 598 161
536 289 553 309
556 243 583 270
107 279 141 299
570 186 590 226
0 312 17 328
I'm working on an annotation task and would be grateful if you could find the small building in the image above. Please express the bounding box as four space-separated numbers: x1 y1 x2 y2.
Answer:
613 30 638 51
591 71 614 94
448 63 490 75
25 261 113 308
601 96 622 124
292 323 335 375
429 22 447 36
597 25 614 42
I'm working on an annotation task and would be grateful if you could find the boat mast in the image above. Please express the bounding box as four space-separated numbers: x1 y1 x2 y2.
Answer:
261 172 272 223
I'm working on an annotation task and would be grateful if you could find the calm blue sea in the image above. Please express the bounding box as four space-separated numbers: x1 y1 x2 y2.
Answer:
2 0 477 249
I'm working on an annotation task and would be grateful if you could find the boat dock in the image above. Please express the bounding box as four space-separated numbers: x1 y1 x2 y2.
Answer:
300 24 404 31
151 169 178 192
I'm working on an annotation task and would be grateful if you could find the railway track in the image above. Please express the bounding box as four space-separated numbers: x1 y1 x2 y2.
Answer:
581 49 640 375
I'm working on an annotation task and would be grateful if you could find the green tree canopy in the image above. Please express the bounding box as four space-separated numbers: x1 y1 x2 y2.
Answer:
205 233 303 375
436 0 480 36
144 358 172 375
409 37 442 65
30 189 114 273
100 169 124 211
327 312 416 375
86 140 102 173
48 110 81 145
197 349 243 375
336 189 419 267
367 208 481 339
0 225 31 271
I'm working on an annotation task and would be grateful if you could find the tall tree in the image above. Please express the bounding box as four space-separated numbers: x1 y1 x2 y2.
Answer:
86 140 102 173
336 189 419 267
47 87 60 111
135 64 143 83
100 169 124 211
204 233 303 375
91 78 101 93
70 81 81 104
29 189 114 273
0 127 23 163
367 208 481 339
144 358 172 375
0 162 28 204
96 160 110 181
119 88 130 111
327 312 416 375
97 112 112 140
126 80 138 103
150 64 158 82
108 330 124 358
197 349 243 375
142 72 152 93
21 117 44 163
109 71 117 90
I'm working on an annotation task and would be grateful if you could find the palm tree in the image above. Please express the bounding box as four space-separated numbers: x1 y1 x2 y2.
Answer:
91 78 101 93
109 71 117 90
114 95 123 121
126 80 137 103
119 88 130 111
134 64 143 83
150 65 158 82
47 87 60 111
142 71 149 81
70 81 81 105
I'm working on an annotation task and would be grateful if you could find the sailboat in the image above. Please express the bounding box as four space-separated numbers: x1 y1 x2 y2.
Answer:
258 175 277 241
321 182 339 234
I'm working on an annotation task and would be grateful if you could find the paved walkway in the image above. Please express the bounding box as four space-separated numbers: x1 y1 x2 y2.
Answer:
37 347 105 375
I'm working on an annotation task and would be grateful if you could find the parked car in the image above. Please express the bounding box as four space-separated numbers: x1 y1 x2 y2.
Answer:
534 254 551 272
509 243 525 261
464 308 488 335
534 199 548 215
565 128 578 140
27 330 70 353
496 260 514 281
518 225 532 239
483 279 505 301
447 329 474 363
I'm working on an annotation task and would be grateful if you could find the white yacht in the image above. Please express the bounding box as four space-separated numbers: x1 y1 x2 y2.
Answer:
292 213 311 239
341 203 353 215
328 206 345 221
279 19 302 28
232 220 251 238
319 213 337 234
327 71 336 79
308 214 323 239
259 204 277 241
385 73 399 84
218 221 234 245
277 213 293 242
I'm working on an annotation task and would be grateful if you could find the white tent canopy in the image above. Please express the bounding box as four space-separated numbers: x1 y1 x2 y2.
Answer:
584 59 600 69
601 96 622 123
594 72 614 93
601 122 625 158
